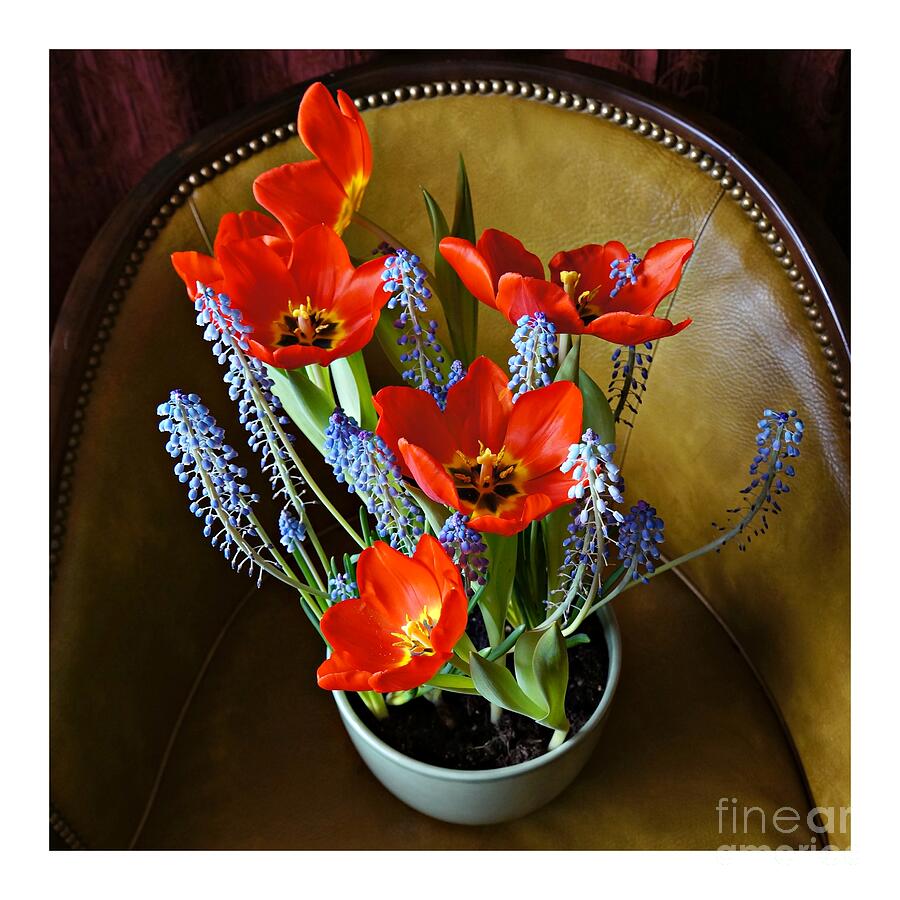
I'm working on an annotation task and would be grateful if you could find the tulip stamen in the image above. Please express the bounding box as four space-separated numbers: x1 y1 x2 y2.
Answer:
391 607 438 657
276 296 339 349
448 443 521 514
561 270 608 326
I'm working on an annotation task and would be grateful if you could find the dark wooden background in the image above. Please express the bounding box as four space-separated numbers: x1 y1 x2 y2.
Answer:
49 50 849 330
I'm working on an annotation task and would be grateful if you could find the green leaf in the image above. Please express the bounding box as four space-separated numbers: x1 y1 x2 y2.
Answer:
580 368 616 444
565 633 591 648
330 352 375 430
265 365 333 452
469 653 546 719
467 580 487 614
451 155 478 361
448 637 473 675
421 157 479 364
452 154 476 243
513 629 545 705
422 188 466 362
555 343 581 386
554 342 616 444
427 673 480 695
542 506 570 596
375 312 450 385
480 532 517 646
407 485 449 535
531 625 570 733
511 626 569 732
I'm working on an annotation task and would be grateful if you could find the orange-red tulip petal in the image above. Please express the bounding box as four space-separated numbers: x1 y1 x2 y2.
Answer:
443 229 695 346
494 274 583 332
316 536 469 694
439 229 544 310
171 210 288 300
215 223 386 369
253 83 371 237
374 357 582 535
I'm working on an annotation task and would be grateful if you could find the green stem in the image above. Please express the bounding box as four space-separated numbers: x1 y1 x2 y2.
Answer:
306 363 332 399
297 542 326 594
613 345 636 423
291 548 326 604
564 562 635 636
485 624 526 661
251 389 329 583
617 422 788 598
548 728 569 751
303 520 331 581
270 413 366 549
542 475 606 629
177 410 298 590
352 211 434 275
559 568 601 638
360 691 389 720
296 589 324 635
602 564 625 593
557 332 570 371
232 344 366 548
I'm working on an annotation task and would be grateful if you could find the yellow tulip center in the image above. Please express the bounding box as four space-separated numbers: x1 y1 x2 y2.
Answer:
559 269 602 324
392 607 438 658
448 442 521 515
275 297 339 349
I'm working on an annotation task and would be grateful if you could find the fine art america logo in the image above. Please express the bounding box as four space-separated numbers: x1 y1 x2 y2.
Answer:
716 798 850 850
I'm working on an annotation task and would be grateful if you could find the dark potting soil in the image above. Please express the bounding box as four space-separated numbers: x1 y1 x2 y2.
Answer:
349 615 610 770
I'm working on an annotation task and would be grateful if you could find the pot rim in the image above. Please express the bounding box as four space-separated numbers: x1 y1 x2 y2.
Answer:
332 606 622 782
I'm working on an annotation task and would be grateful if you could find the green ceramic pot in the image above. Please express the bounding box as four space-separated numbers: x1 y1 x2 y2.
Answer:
332 607 622 825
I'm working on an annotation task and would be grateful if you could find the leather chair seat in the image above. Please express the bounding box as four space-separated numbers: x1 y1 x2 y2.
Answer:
51 65 849 849
127 575 816 849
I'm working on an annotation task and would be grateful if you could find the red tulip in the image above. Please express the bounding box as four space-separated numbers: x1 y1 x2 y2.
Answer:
438 229 544 310
440 230 694 346
253 82 372 238
171 210 290 300
316 535 469 693
172 222 386 369
374 357 582 536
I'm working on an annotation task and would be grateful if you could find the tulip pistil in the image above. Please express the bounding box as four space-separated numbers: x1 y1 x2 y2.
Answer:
276 297 339 349
561 269 604 325
448 442 521 514
391 607 438 658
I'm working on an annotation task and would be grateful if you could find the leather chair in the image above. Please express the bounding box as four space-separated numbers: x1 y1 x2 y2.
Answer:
50 59 850 850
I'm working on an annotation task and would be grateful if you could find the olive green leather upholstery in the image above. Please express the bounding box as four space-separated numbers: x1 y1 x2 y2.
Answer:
51 92 849 849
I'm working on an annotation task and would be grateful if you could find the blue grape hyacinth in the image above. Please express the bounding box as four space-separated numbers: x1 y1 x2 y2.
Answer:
552 430 625 614
508 313 558 401
438 512 489 592
195 283 306 510
617 500 665 582
381 249 446 399
714 408 805 551
157 389 270 581
324 408 424 553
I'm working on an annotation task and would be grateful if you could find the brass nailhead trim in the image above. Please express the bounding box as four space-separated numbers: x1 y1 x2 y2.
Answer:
352 80 848 423
50 806 85 850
